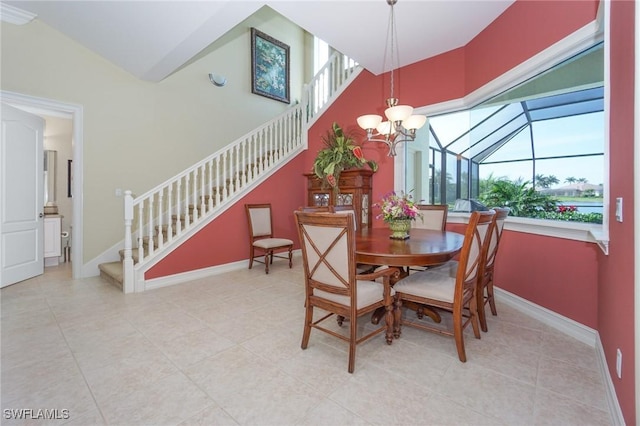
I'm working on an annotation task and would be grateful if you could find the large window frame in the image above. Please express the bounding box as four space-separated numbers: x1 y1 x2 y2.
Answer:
398 17 608 252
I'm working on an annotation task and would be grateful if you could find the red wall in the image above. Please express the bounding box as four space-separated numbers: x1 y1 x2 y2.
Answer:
597 1 636 424
146 156 307 278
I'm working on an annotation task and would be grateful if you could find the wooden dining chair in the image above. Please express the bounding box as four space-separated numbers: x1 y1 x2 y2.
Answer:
413 204 448 231
393 210 496 362
245 203 293 274
294 211 399 373
298 206 331 212
408 204 449 274
477 207 510 332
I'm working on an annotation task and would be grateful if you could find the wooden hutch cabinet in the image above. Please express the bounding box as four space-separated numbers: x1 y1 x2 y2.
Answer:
304 169 374 229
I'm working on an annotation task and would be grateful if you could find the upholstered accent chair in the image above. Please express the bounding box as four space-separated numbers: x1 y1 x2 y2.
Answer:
245 203 293 274
294 211 399 373
393 210 496 362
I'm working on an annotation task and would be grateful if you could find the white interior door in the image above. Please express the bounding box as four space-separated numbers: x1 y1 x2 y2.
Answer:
1 103 45 287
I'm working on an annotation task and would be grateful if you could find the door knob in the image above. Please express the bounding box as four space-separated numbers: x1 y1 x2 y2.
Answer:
39 213 44 218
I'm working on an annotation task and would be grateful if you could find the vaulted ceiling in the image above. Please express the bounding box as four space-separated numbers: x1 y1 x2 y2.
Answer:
2 1 515 82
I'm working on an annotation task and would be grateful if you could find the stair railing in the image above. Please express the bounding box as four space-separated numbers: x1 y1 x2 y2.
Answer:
122 51 361 293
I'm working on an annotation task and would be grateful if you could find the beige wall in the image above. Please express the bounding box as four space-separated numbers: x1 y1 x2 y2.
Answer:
1 6 308 263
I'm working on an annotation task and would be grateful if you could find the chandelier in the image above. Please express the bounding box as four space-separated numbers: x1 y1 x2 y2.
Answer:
356 0 426 157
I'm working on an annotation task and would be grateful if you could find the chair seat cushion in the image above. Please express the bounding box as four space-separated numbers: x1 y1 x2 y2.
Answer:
428 260 459 278
394 270 455 303
315 281 395 309
253 238 293 249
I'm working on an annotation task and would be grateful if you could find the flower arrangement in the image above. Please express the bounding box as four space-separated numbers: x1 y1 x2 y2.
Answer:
313 122 377 191
374 191 422 223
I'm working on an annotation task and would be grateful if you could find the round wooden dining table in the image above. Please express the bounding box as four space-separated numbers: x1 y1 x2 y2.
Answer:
355 227 465 324
355 227 464 268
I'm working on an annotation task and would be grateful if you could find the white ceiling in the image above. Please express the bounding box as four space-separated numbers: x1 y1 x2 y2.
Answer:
2 0 515 82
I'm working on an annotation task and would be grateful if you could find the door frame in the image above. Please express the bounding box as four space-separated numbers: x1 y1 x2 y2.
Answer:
2 90 84 280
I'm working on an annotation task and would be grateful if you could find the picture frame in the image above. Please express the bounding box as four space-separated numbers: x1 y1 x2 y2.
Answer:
251 28 290 104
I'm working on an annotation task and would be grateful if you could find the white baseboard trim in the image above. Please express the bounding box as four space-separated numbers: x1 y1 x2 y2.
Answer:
595 334 626 425
496 287 624 425
142 250 303 292
495 287 596 346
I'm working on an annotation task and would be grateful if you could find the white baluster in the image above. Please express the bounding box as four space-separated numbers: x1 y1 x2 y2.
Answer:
200 164 206 216
184 174 191 228
191 169 199 222
166 184 173 243
222 151 228 200
234 144 241 192
157 189 164 248
242 140 247 186
175 179 182 233
147 194 155 255
215 156 221 205
207 160 214 211
137 202 144 262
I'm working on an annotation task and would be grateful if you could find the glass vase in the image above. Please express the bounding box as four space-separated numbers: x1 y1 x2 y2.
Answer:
388 219 412 239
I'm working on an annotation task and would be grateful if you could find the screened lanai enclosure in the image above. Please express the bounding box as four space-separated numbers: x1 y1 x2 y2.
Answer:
405 43 604 222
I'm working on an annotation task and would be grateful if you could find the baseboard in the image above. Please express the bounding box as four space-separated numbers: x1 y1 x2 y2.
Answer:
496 287 624 425
142 249 303 292
595 334 626 425
495 287 596 346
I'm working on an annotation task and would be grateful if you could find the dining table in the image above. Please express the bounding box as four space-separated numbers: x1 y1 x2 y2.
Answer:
355 227 465 324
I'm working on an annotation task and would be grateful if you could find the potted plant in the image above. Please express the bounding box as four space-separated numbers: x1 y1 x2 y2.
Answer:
313 122 377 191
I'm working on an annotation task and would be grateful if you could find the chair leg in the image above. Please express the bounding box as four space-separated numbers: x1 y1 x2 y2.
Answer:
477 285 489 333
264 252 270 274
487 280 497 316
393 297 402 338
384 302 394 344
288 247 293 268
301 304 313 350
453 308 467 363
348 315 357 373
248 246 254 269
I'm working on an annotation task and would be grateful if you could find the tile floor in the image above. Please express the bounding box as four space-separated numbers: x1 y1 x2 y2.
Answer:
1 260 613 425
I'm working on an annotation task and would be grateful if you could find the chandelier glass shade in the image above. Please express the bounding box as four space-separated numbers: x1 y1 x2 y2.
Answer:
356 0 426 156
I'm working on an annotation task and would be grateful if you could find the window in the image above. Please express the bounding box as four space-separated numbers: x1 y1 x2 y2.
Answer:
412 43 604 225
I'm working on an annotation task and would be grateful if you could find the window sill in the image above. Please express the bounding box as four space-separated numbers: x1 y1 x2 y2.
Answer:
448 212 608 254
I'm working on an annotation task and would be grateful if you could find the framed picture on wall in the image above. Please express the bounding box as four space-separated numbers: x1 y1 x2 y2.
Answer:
251 28 290 104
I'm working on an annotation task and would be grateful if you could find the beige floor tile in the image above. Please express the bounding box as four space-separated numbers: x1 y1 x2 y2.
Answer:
533 387 612 425
296 399 369 425
435 362 537 424
98 372 213 426
537 355 608 411
0 263 614 426
179 405 239 426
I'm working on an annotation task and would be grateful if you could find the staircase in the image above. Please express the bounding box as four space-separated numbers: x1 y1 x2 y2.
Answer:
99 52 361 293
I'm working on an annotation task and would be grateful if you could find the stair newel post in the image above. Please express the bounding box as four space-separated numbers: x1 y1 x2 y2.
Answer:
214 157 221 205
147 194 155 256
123 190 135 294
157 189 164 248
207 160 214 211
166 184 173 243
